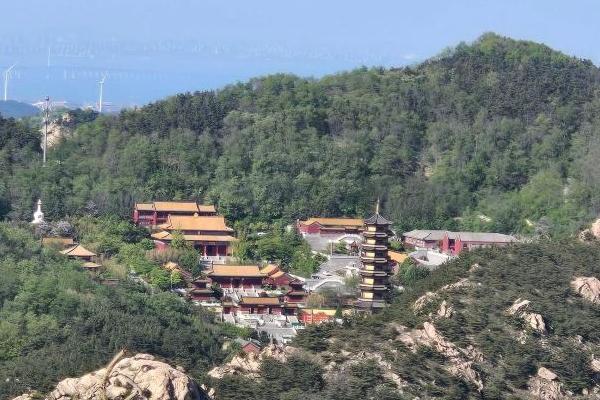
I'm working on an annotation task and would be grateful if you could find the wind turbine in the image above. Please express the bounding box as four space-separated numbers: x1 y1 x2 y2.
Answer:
98 72 107 113
3 63 17 101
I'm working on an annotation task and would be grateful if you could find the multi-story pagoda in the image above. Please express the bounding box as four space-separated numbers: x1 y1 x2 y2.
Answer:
357 203 393 310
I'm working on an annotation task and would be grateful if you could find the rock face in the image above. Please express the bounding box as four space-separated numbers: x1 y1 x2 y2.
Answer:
529 367 567 400
413 291 438 312
208 344 295 379
413 278 474 313
506 298 547 334
396 322 484 391
571 276 600 305
537 367 558 381
437 300 454 318
591 219 600 238
14 353 209 400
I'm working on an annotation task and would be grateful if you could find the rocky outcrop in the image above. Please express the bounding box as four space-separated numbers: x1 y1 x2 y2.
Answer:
396 322 483 390
13 352 209 400
581 219 600 242
506 298 547 334
528 367 567 400
208 344 296 379
413 278 474 313
413 291 438 312
325 351 408 390
592 357 600 373
571 277 600 305
437 300 454 318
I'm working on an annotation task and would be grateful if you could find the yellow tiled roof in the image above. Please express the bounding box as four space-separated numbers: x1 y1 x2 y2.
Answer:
271 271 285 278
389 250 408 263
162 215 234 232
135 203 155 211
207 265 265 278
151 231 172 240
151 230 236 243
61 244 97 258
182 235 237 242
303 217 364 228
259 264 279 275
198 204 217 213
239 296 282 305
163 261 181 272
153 201 199 212
82 261 102 269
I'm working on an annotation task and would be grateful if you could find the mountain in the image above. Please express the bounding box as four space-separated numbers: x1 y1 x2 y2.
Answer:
1 33 600 400
1 33 600 238
0 100 39 118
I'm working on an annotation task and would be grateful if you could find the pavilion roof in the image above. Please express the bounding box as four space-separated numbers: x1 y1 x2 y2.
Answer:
364 213 392 225
61 244 97 258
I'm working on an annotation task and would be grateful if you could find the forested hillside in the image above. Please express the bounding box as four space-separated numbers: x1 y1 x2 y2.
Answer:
0 223 228 399
3 33 600 236
210 241 600 399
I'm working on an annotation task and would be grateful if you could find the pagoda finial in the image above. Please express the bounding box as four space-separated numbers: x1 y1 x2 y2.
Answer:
375 197 380 214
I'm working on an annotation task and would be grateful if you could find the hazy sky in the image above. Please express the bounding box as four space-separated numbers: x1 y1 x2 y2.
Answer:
1 0 599 106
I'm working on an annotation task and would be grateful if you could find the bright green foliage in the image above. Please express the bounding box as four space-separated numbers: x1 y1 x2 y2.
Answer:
3 34 600 237
235 228 323 277
0 223 227 400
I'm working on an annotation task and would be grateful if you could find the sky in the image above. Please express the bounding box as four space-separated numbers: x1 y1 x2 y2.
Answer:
1 0 599 108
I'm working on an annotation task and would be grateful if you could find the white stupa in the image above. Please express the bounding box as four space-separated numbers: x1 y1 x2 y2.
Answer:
31 199 45 224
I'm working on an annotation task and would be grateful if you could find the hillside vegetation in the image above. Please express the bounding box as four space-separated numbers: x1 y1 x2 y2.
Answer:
211 241 600 399
2 33 600 237
0 223 228 399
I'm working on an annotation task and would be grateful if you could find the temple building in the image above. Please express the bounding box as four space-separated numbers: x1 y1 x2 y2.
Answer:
297 217 364 235
205 265 266 290
60 244 101 273
189 277 218 303
356 208 393 310
133 201 217 227
284 280 307 304
151 214 236 257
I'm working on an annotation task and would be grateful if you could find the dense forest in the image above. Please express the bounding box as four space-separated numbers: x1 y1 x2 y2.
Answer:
2 33 600 236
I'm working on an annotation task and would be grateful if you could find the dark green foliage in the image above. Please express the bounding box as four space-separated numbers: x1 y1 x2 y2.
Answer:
396 259 430 287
